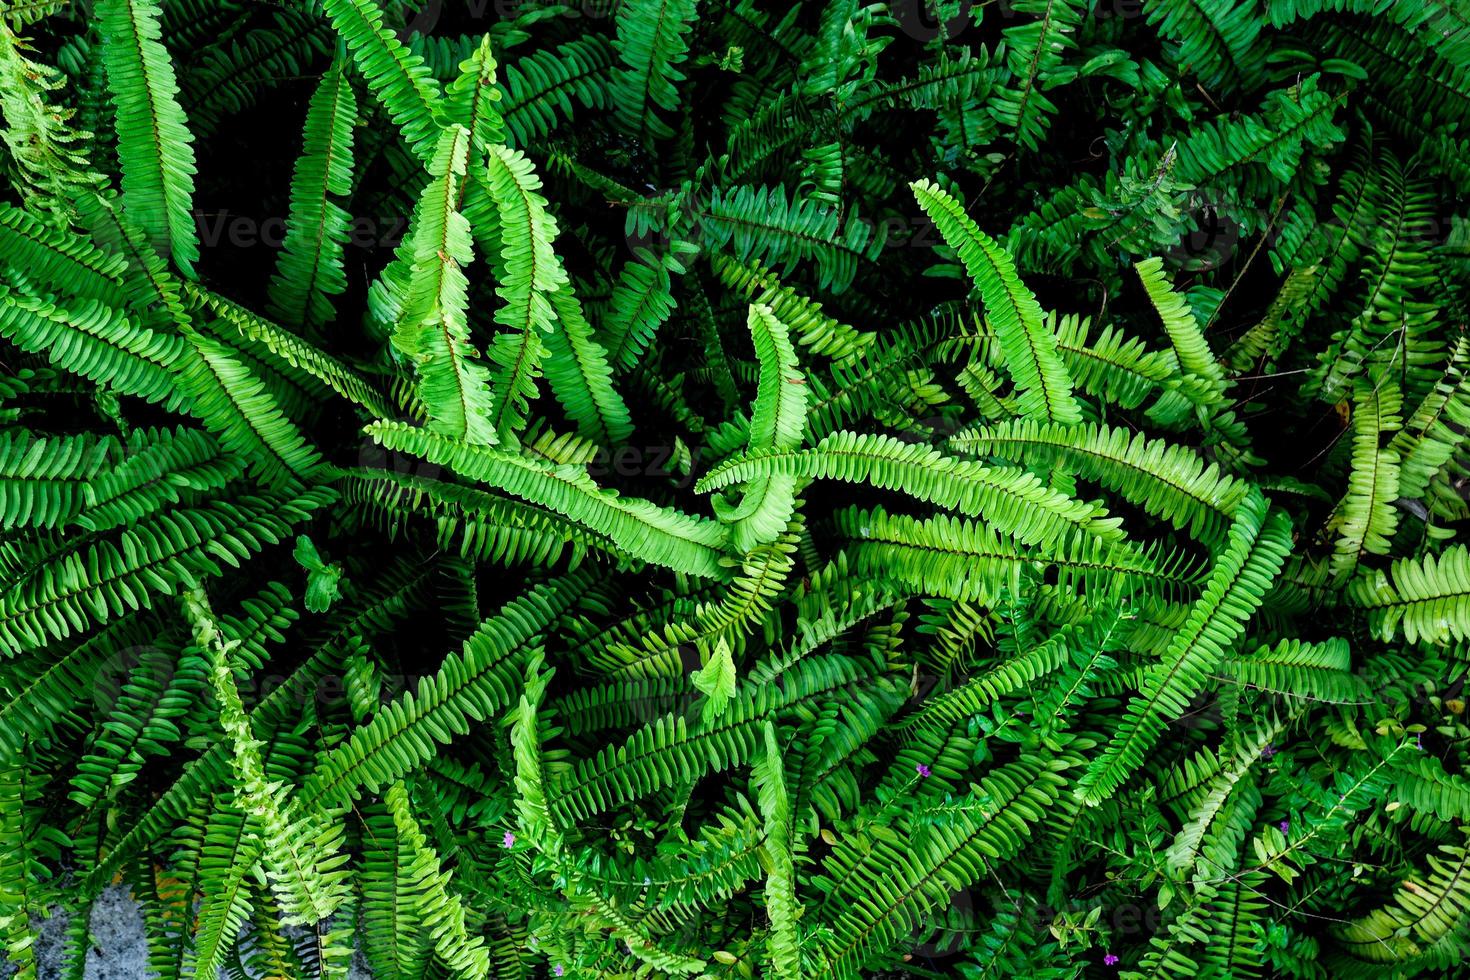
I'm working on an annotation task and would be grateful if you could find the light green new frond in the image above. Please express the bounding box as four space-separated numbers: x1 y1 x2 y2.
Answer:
700 430 1121 549
747 303 808 452
366 421 730 578
95 0 199 274
484 144 567 334
1076 491 1292 805
753 721 802 980
1330 379 1402 581
0 22 104 225
713 303 808 551
951 420 1251 543
383 782 491 980
81 562 434 894
483 144 568 442
911 178 1080 425
388 125 498 445
187 585 351 927
508 660 556 850
443 35 505 162
1351 544 1470 645
692 637 737 723
267 63 357 333
1136 256 1227 407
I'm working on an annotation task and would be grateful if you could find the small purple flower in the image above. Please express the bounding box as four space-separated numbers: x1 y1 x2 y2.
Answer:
502 831 515 848
1104 953 1120 966
553 967 564 977
916 763 932 778
1417 733 1425 751
1261 744 1277 759
1278 819 1290 833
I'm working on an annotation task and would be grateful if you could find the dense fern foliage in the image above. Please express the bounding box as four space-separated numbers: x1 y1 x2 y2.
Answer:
2 0 1470 976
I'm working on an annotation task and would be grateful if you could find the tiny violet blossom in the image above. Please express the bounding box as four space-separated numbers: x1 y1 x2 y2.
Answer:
554 966 564 977
1104 953 1120 966
502 831 515 848
916 763 932 778
1261 744 1277 759
1417 733 1425 750
1278 819 1290 833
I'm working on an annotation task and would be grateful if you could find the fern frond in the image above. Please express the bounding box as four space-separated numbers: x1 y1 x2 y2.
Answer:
95 0 199 273
1330 378 1402 580
303 573 591 808
366 421 730 578
1075 491 1292 805
267 62 357 334
912 178 1080 424
0 430 112 530
701 430 1121 549
611 0 698 142
385 125 499 445
1351 544 1470 645
753 721 802 979
951 420 1251 542
320 0 444 162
